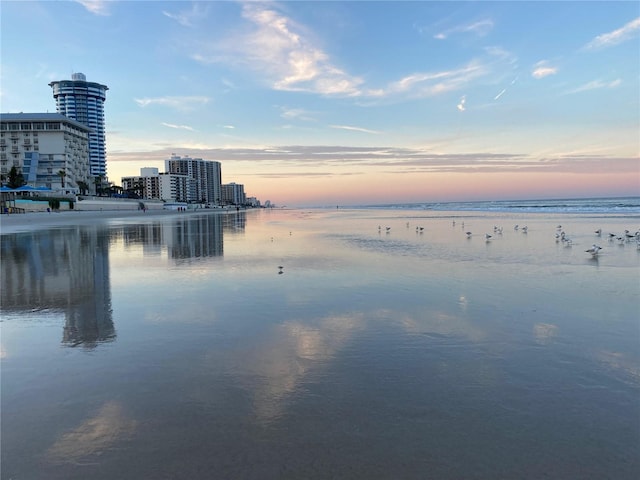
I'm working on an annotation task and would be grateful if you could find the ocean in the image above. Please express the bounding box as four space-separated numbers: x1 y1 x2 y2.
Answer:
353 196 640 214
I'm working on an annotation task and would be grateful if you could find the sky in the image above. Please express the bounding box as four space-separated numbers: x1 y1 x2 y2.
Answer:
1 0 639 206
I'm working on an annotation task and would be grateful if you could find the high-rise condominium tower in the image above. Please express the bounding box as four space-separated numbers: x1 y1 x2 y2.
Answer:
49 73 108 177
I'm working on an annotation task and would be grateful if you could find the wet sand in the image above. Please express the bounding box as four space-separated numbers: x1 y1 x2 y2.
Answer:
1 207 638 479
0 208 241 235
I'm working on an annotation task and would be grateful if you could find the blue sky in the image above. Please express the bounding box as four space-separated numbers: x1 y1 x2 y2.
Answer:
1 1 639 205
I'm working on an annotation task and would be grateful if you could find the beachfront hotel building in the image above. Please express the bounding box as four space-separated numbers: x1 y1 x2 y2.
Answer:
121 167 189 202
49 73 108 178
0 112 92 193
165 154 222 204
221 182 246 205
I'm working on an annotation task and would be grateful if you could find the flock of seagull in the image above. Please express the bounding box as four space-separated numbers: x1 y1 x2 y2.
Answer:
376 221 640 258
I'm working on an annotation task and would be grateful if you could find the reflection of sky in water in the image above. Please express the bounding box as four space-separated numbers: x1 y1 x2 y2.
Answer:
1 209 638 479
46 401 138 465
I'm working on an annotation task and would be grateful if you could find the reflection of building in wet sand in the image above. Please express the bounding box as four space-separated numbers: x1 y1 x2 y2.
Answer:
167 214 224 260
225 211 246 234
107 213 235 262
0 227 114 348
119 222 164 257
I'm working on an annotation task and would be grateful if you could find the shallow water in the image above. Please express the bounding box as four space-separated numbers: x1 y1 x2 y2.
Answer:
1 208 639 479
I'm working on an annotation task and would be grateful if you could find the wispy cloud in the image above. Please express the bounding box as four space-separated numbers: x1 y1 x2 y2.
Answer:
565 78 622 95
162 3 208 28
189 5 512 101
434 19 494 40
388 60 489 97
74 0 111 16
280 107 315 122
457 95 466 111
531 61 558 79
107 145 639 176
134 96 211 111
161 123 195 131
329 125 381 134
193 3 363 97
584 17 640 50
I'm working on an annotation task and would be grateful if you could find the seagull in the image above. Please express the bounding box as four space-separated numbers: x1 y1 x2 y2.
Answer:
521 226 528 234
585 244 602 257
514 224 519 231
485 233 492 241
595 229 602 236
466 231 473 238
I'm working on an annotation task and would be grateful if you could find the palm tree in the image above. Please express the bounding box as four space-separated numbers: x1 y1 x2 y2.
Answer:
57 170 66 189
7 166 25 189
77 180 89 196
94 175 104 196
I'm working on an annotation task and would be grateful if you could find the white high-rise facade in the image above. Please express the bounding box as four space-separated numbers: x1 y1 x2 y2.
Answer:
165 154 222 204
49 73 108 178
0 113 92 192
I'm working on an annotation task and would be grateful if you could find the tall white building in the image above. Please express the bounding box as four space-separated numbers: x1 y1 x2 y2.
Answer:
0 113 92 192
221 182 246 205
49 73 108 178
165 154 221 204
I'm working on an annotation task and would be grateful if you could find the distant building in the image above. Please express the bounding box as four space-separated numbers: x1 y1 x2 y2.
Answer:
122 167 188 202
246 196 261 207
49 73 108 178
0 112 92 193
221 182 246 205
121 174 160 200
165 154 221 204
158 172 189 202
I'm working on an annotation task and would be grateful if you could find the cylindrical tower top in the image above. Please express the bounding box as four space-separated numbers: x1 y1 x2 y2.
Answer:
71 72 86 81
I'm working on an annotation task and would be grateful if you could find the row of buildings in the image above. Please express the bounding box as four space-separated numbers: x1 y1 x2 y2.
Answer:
1 72 260 206
121 157 258 206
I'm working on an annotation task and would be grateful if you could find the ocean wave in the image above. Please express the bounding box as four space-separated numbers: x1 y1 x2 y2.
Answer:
353 197 640 214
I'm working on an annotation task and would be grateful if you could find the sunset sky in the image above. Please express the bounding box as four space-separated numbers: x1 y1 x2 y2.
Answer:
1 1 639 206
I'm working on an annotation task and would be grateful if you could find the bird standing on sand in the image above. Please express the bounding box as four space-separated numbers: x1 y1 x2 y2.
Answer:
585 244 602 257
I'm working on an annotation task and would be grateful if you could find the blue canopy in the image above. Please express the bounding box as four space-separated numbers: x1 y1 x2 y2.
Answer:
0 185 52 192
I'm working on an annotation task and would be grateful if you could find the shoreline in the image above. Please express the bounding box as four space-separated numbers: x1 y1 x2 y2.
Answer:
0 208 247 235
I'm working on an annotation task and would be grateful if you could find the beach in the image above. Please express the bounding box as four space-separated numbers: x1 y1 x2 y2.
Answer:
0 207 238 235
1 205 639 479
